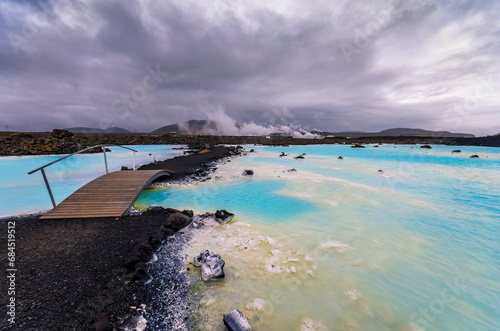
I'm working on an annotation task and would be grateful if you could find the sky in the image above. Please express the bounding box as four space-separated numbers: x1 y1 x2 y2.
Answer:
0 0 499 135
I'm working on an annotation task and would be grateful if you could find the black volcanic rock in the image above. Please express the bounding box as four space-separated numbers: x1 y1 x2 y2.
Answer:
242 169 254 176
223 309 252 331
163 213 192 232
215 210 235 224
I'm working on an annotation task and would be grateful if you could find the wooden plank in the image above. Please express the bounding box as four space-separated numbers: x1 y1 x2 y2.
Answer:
40 169 171 220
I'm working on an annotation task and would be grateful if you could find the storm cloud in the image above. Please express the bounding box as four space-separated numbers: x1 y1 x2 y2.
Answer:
1 0 499 135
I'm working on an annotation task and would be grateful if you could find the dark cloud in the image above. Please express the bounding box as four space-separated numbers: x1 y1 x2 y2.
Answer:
0 0 499 135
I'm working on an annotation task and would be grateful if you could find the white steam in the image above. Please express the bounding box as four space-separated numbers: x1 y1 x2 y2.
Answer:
200 104 319 138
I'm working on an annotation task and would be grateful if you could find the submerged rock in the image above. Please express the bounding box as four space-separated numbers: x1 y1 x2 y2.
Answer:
223 309 252 331
215 209 235 224
242 169 254 176
201 254 225 281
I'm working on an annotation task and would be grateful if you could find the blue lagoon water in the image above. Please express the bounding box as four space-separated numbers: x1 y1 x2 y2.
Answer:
0 145 182 217
2 143 499 330
135 144 500 330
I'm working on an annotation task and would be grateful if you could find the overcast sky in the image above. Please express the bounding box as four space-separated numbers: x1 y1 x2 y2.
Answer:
1 0 499 135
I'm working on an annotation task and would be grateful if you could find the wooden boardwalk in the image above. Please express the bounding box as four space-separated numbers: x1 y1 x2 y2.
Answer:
39 170 172 220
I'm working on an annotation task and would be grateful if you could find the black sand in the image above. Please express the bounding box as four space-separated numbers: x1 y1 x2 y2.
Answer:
0 146 235 330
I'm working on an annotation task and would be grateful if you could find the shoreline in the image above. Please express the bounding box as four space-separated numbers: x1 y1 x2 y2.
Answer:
1 129 499 157
0 145 243 330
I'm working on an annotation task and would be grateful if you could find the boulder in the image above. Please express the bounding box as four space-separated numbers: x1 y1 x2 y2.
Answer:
223 309 252 331
93 312 113 331
146 205 168 214
420 145 432 149
242 169 254 176
201 254 225 281
215 210 235 224
163 213 192 232
452 150 461 153
182 210 194 218
116 315 147 331
338 156 343 160
374 145 379 148
193 250 211 267
125 240 155 270
130 267 153 285
469 154 479 158
351 143 365 148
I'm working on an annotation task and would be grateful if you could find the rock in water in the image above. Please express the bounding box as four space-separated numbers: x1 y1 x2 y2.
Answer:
163 212 192 231
242 169 254 176
201 254 225 281
193 250 211 267
351 143 365 148
469 154 479 158
223 309 252 331
215 210 235 224
420 144 432 149
452 150 461 153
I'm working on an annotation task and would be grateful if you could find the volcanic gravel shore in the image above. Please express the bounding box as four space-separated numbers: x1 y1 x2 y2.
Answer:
0 145 236 330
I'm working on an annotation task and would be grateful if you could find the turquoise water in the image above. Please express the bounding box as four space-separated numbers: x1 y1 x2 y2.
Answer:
136 144 500 330
0 145 182 217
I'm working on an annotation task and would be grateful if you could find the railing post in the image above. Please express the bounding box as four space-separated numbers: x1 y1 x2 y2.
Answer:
133 151 136 171
102 146 109 174
41 168 56 208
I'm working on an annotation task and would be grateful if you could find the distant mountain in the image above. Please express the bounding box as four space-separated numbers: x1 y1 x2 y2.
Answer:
378 128 474 137
65 127 131 134
151 120 218 135
318 128 474 138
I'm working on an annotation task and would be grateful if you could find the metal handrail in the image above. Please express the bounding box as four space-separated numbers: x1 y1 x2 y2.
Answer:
28 144 138 174
28 144 139 208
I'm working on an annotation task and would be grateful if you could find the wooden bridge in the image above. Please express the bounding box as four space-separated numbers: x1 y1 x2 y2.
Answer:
39 170 172 219
29 145 173 220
